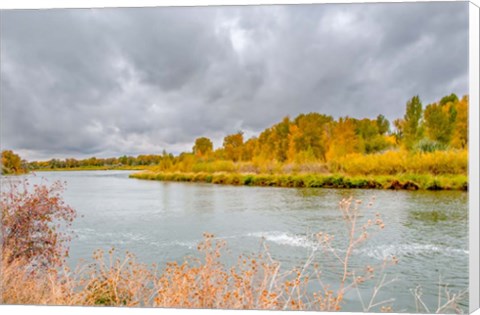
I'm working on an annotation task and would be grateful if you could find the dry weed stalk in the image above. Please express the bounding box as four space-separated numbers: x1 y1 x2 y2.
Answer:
277 196 399 312
412 275 468 314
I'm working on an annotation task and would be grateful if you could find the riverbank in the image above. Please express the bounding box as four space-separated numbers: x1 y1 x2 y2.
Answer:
129 171 467 191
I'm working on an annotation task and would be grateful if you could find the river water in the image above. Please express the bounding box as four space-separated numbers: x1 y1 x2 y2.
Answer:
6 170 469 312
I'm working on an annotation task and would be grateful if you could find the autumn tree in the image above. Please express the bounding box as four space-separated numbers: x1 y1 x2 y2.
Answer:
255 128 276 162
193 137 214 157
252 117 291 163
287 124 302 162
291 113 332 161
326 117 362 160
157 150 175 171
451 95 468 149
1 150 27 175
242 137 258 161
223 132 244 162
271 117 291 162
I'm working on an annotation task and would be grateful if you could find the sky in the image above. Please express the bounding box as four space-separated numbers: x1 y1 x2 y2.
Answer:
0 2 469 161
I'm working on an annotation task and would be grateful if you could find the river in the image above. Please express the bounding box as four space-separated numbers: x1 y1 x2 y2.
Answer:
6 170 469 312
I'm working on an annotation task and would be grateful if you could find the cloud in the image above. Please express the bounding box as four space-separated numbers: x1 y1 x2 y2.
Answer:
0 2 469 160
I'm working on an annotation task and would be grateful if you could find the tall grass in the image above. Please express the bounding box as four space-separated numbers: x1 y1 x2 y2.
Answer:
328 150 467 175
148 150 467 176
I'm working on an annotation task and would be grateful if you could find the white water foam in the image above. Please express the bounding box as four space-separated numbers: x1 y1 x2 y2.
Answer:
75 228 468 261
247 231 319 249
245 232 468 261
356 244 469 260
145 231 320 251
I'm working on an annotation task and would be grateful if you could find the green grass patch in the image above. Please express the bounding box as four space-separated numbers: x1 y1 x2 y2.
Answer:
129 171 467 191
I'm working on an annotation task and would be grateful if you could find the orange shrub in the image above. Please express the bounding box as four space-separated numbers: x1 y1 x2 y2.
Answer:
1 180 76 268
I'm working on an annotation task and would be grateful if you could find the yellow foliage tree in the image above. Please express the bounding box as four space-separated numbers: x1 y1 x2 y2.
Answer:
223 132 244 162
193 137 214 157
1 150 27 175
326 118 362 161
451 96 468 149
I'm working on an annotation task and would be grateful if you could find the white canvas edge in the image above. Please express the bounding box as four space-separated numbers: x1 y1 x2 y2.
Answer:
469 1 480 313
0 1 478 315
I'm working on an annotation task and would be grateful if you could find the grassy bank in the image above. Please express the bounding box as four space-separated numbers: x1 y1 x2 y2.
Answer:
130 171 467 191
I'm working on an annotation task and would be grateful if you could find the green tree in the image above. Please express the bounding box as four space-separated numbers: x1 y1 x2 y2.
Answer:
397 96 424 149
119 155 129 165
355 118 390 153
376 114 390 135
439 93 459 106
424 97 457 145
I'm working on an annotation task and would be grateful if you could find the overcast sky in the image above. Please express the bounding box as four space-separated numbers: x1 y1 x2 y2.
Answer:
1 2 469 160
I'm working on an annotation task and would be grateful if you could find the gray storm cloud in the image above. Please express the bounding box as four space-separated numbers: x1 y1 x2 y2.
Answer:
0 2 469 160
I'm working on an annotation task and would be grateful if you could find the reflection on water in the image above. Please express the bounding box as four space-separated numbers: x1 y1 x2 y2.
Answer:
2 170 469 312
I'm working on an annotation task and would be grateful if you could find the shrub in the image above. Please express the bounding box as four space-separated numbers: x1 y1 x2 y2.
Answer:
191 160 236 173
1 180 76 269
414 139 448 153
242 175 254 186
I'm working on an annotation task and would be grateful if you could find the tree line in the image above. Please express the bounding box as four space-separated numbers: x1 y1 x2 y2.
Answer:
1 93 468 174
27 153 172 170
189 93 468 164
